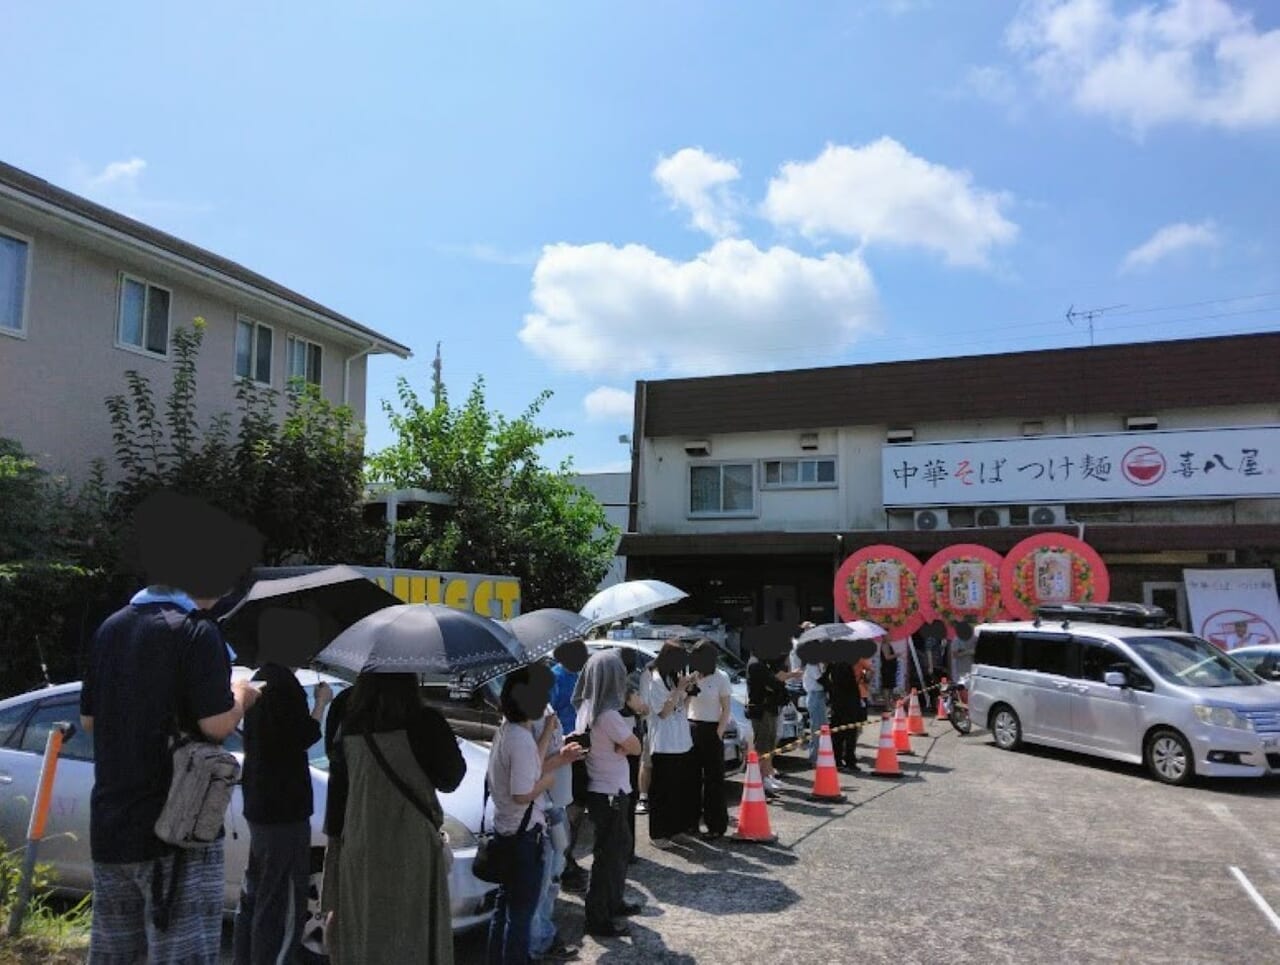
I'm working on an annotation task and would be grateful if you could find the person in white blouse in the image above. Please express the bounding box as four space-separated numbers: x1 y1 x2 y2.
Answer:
686 640 732 841
640 643 700 848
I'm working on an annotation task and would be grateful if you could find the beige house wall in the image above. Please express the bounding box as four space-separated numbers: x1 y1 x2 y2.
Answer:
0 203 377 479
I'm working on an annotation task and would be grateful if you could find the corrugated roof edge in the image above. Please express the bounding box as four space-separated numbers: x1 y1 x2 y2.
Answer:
0 159 412 358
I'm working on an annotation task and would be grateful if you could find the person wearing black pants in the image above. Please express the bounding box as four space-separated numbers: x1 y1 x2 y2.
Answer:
686 640 732 841
572 651 643 939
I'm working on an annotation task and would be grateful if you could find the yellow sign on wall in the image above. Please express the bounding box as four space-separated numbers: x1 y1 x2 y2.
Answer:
352 567 522 620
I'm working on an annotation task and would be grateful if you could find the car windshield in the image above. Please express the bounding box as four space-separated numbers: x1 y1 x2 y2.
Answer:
1124 635 1263 689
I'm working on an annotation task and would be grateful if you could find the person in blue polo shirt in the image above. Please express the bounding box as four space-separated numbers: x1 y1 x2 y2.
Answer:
80 491 263 965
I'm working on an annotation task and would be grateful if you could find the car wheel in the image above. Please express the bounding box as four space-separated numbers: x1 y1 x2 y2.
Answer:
990 705 1022 751
1145 728 1194 786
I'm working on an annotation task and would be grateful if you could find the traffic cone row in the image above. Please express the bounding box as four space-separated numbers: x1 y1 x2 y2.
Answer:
733 750 777 843
907 689 927 735
808 724 847 803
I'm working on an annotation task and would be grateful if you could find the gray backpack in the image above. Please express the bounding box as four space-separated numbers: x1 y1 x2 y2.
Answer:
153 609 241 849
154 737 240 848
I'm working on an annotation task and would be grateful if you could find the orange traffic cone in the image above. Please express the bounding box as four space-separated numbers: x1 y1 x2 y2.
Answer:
808 724 847 803
892 700 914 755
734 750 778 843
871 713 903 777
907 689 927 736
936 678 950 722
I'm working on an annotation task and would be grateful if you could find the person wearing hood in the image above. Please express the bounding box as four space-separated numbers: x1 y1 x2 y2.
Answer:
571 651 643 939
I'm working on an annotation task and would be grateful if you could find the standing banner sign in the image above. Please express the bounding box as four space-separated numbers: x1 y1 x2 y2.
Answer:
1183 569 1280 650
999 533 1110 620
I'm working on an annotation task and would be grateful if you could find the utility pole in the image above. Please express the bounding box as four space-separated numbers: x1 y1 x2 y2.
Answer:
1065 304 1125 346
431 341 443 408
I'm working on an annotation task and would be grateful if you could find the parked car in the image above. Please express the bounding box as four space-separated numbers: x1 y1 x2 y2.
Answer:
0 668 497 959
1227 644 1280 682
966 620 1280 785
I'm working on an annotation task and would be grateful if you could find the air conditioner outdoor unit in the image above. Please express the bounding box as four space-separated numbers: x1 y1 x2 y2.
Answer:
913 509 950 531
1029 504 1067 526
975 506 1010 528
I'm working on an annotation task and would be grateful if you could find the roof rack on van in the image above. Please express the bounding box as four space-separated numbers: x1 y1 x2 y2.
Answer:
1033 602 1175 630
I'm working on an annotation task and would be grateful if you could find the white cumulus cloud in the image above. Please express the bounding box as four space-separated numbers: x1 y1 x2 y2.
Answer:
518 239 878 377
761 138 1018 267
653 148 743 238
88 157 147 187
583 386 636 422
1006 0 1280 133
1120 220 1220 272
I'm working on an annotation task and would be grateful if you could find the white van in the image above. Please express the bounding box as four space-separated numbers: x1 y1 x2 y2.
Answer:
967 620 1280 785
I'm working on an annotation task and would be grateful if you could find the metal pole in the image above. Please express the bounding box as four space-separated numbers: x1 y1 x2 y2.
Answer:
7 722 69 937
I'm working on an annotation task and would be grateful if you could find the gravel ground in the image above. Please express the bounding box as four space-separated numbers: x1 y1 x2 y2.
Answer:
453 722 1280 964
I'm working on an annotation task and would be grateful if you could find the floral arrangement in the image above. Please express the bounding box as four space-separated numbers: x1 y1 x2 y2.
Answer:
1008 546 1097 613
844 558 920 632
928 557 1003 625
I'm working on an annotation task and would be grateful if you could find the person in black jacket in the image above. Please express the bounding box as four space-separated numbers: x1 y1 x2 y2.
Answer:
822 661 864 772
746 653 797 796
233 610 332 965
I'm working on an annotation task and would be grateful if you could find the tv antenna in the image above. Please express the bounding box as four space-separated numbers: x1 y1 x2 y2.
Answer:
1065 303 1125 346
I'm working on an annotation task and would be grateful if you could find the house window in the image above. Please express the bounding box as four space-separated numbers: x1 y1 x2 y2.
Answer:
689 463 755 516
116 274 171 356
0 230 30 336
235 317 274 384
287 335 322 386
762 457 836 488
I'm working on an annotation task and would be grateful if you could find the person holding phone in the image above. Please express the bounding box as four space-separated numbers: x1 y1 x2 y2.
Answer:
571 651 643 939
685 640 731 842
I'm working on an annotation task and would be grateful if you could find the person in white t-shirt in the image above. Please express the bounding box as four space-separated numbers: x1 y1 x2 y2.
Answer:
641 643 700 847
571 651 643 939
686 640 732 841
486 666 582 964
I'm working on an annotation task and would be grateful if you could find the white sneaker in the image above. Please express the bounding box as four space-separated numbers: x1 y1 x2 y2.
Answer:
764 776 782 793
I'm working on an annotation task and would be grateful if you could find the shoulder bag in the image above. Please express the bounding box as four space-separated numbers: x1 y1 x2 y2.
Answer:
363 732 453 871
473 778 534 886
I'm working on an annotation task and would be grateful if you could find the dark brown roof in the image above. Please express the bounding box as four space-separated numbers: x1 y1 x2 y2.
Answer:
619 523 1280 557
639 332 1280 437
0 160 411 357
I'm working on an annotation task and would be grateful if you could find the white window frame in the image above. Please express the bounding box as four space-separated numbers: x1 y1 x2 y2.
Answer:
687 461 757 518
234 314 275 386
114 272 172 359
0 226 33 340
760 456 838 490
286 334 324 387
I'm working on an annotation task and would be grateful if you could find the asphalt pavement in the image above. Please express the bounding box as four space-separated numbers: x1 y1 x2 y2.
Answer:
454 720 1280 964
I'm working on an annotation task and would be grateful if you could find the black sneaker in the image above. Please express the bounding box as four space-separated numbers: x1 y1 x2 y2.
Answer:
616 901 644 917
584 920 629 939
532 937 580 961
560 866 588 893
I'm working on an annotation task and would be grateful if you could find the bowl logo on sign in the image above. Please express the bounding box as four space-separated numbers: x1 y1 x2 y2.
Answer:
1121 445 1166 486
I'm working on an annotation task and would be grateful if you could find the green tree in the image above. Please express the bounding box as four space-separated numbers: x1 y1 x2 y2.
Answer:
367 377 618 611
104 317 383 566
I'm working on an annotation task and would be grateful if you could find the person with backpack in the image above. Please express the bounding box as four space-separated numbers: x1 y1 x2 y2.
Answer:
232 609 333 965
80 491 263 965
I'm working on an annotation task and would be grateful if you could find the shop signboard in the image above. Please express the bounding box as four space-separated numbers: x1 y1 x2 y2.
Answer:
881 425 1280 506
351 566 522 619
1183 569 1280 650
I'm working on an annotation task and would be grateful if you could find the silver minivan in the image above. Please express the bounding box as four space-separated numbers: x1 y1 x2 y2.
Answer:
967 621 1280 785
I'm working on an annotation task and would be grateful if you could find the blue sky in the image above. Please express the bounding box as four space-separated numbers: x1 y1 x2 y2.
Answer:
4 1 1278 473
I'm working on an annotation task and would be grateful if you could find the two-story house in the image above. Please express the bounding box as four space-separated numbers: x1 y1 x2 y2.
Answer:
620 332 1280 630
0 161 411 478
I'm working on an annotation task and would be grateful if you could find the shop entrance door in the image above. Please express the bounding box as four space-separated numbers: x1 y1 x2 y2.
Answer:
1143 581 1188 631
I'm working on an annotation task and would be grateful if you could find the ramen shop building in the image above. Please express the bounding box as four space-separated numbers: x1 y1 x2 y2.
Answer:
618 332 1280 632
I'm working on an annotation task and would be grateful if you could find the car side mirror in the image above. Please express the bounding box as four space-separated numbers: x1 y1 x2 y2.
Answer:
1103 671 1128 688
